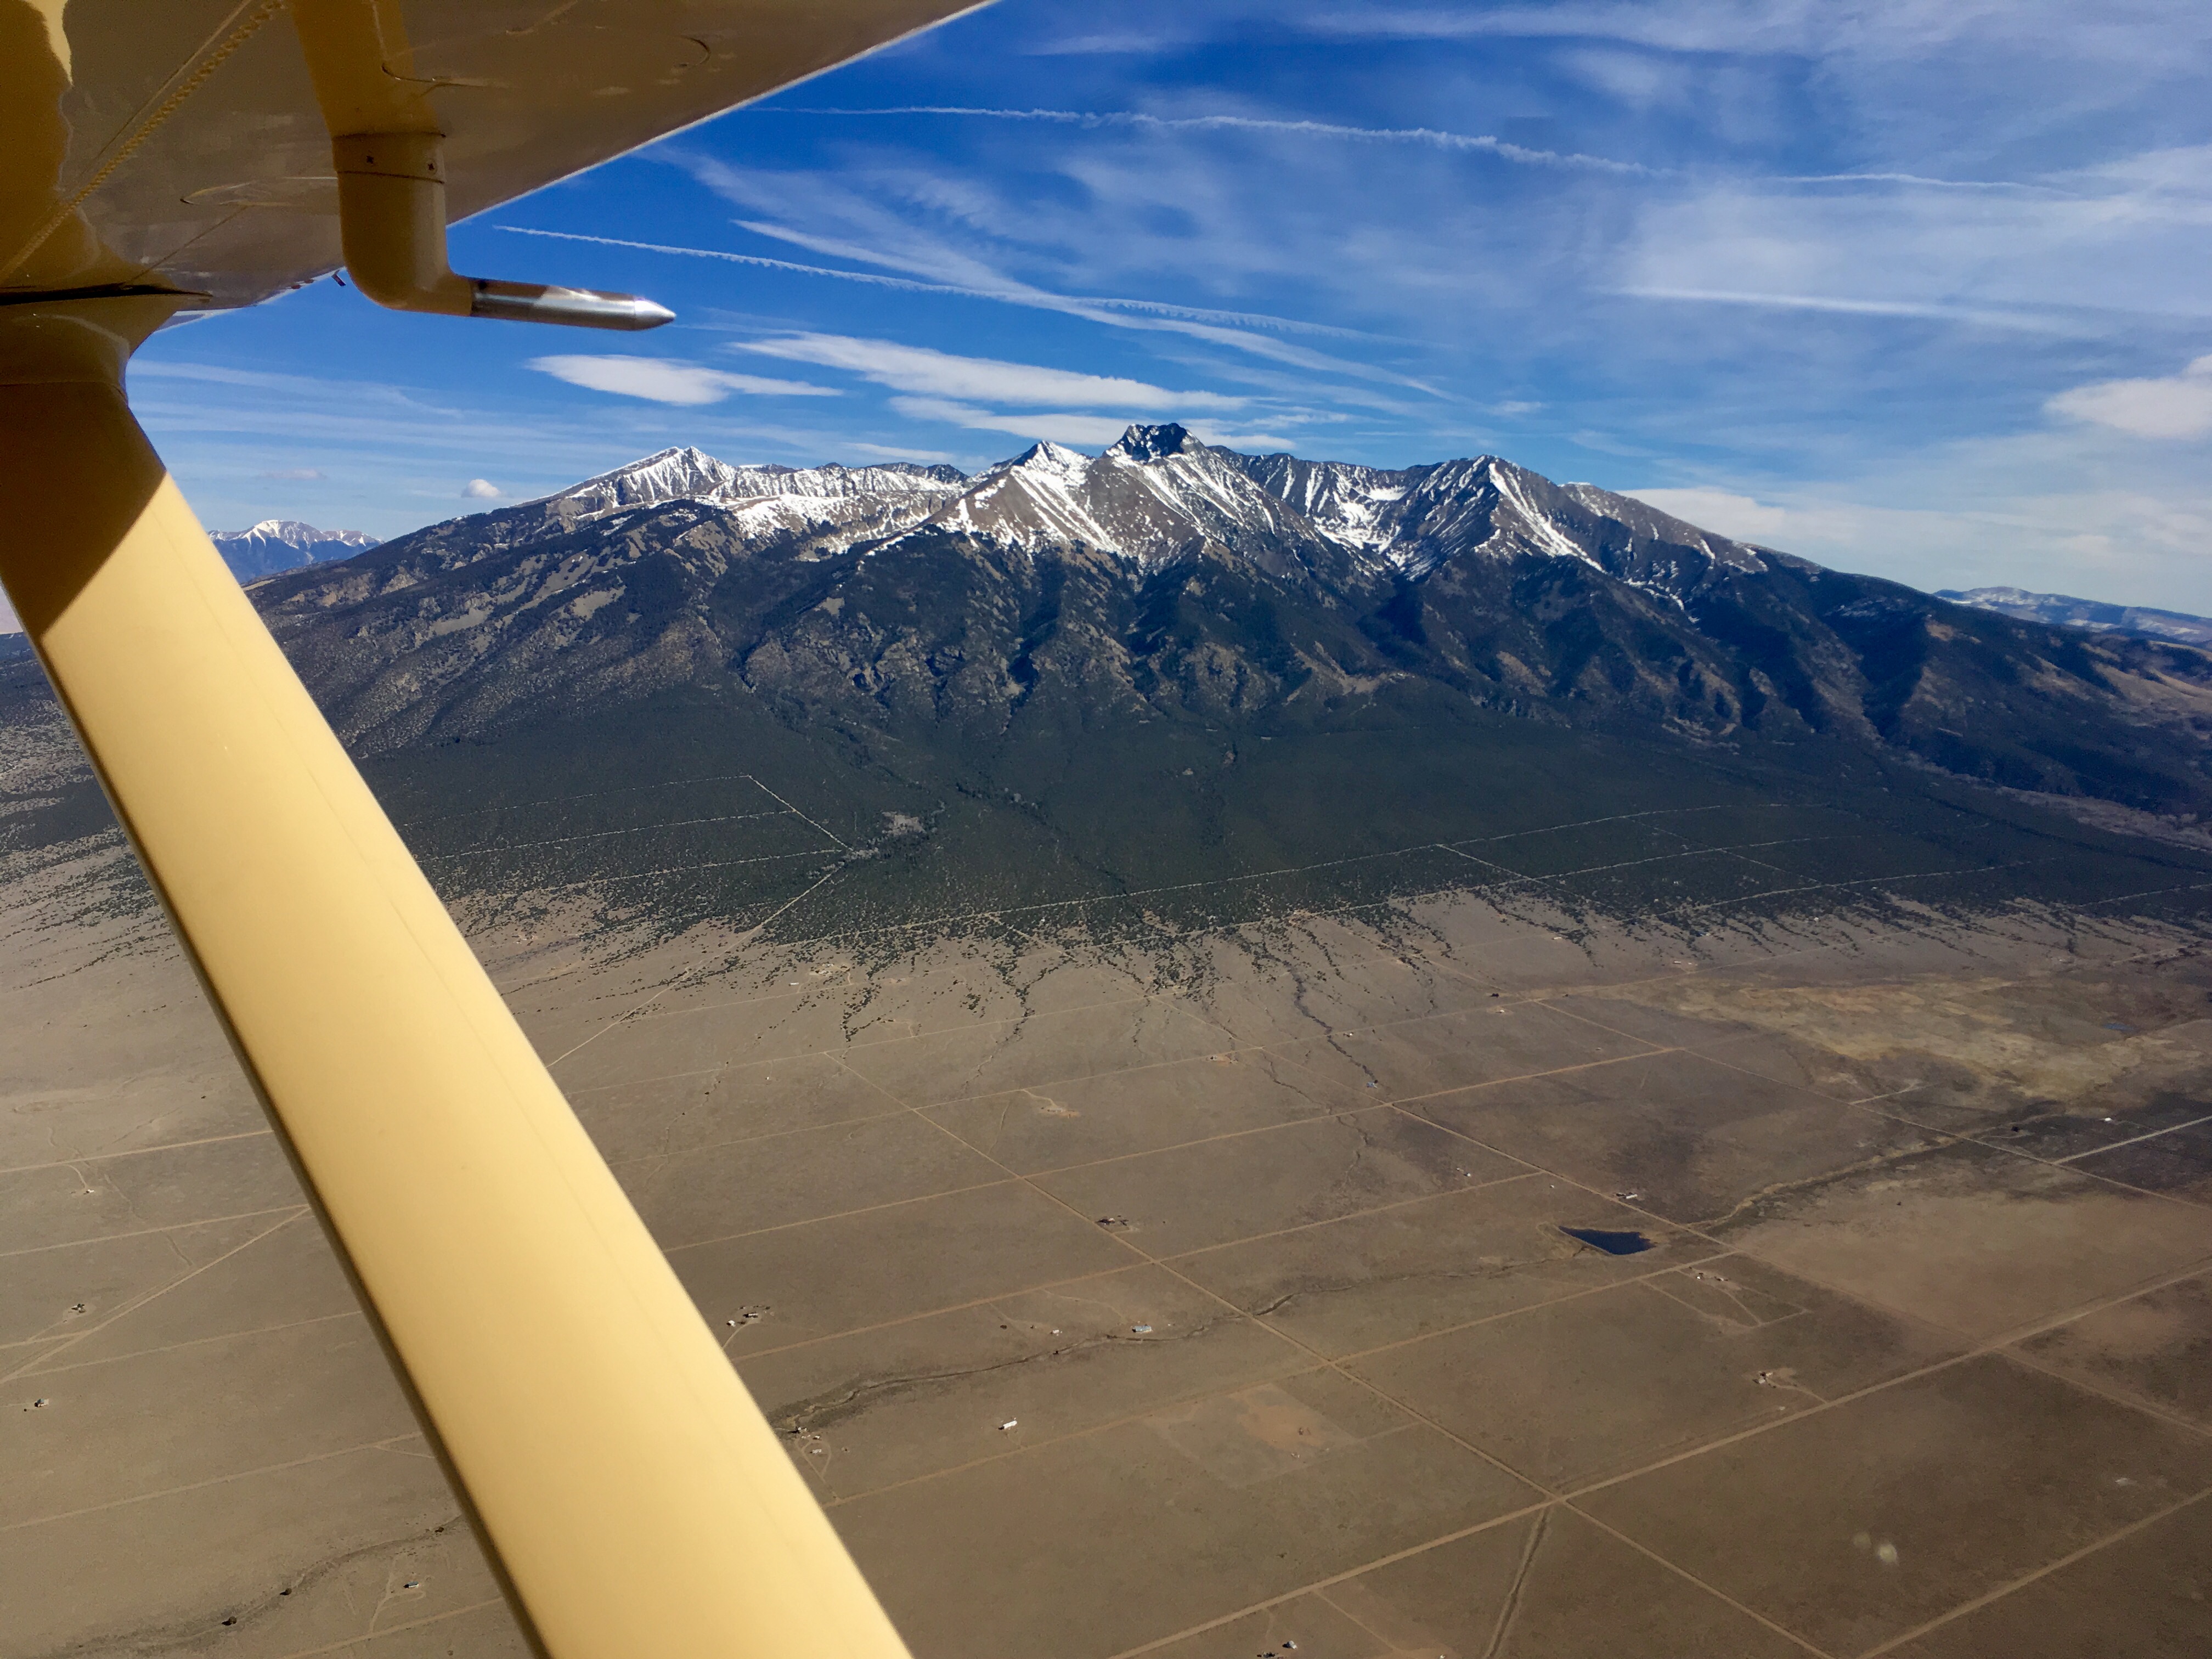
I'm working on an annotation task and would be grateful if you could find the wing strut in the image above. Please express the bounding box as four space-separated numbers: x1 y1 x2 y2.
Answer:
0 295 913 1659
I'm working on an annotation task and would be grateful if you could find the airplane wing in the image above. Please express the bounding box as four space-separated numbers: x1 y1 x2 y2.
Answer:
6 0 985 309
0 5 988 1657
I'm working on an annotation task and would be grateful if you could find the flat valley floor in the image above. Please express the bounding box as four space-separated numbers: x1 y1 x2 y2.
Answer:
7 834 2212 1658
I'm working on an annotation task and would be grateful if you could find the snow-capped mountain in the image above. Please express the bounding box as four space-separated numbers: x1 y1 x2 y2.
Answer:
241 425 2212 817
911 430 1354 580
447 425 1775 599
548 446 964 521
212 520 380 580
1225 448 1769 587
1938 587 2212 648
489 447 969 557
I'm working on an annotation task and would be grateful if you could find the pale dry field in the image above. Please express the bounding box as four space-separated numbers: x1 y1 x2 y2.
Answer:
6 848 2212 1659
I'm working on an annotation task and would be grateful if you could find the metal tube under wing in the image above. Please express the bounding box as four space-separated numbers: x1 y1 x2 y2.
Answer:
0 295 912 1659
331 132 675 331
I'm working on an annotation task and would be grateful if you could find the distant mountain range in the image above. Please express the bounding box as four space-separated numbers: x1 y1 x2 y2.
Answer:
244 426 2211 818
1939 587 2212 648
211 518 380 581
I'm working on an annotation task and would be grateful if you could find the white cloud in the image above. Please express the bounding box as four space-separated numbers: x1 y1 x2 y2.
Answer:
500 226 1373 342
1605 426 2212 611
732 332 1242 411
1301 2 1825 48
774 108 1656 175
1623 487 1794 540
889 397 1137 446
659 155 1445 392
0 589 19 634
2046 355 2212 439
1616 287 2071 332
1620 149 2212 332
527 354 838 407
257 467 326 480
1300 1 2212 63
849 441 962 463
461 478 503 500
1025 31 1184 55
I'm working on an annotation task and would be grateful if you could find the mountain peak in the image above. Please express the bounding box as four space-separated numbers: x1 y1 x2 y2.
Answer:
589 444 732 487
560 446 740 506
210 520 380 582
1107 423 1198 463
639 444 716 468
216 518 377 548
995 441 1092 485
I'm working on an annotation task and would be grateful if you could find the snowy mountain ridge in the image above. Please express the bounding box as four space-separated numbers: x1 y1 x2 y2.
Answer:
1938 587 2212 648
546 447 966 518
211 520 381 582
469 446 974 561
527 425 1780 591
215 518 381 549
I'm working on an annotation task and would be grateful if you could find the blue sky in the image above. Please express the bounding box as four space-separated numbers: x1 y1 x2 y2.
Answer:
121 0 2212 614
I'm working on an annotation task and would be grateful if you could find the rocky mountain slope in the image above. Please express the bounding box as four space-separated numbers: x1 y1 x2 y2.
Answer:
212 520 379 581
245 425 2212 818
1939 586 2212 649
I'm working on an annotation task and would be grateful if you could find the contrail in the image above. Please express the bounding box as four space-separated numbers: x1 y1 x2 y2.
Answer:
492 226 1378 339
766 105 1660 175
761 109 2059 192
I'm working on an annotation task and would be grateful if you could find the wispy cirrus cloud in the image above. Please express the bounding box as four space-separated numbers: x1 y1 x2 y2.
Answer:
733 219 1446 392
667 153 1447 393
1022 30 1198 57
731 333 1245 411
504 219 1441 394
527 354 839 407
1615 287 2087 334
1296 1 2212 59
498 225 1378 340
1617 149 2212 335
766 103 2114 206
765 107 1657 175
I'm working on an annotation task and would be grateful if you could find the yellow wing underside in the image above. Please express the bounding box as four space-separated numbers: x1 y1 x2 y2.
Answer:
3 0 981 307
1 5 987 1658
